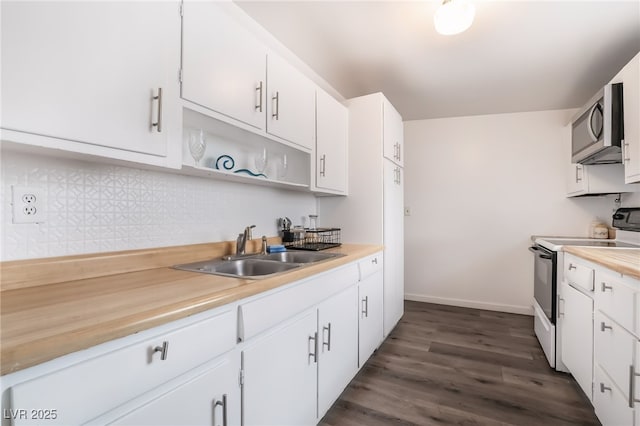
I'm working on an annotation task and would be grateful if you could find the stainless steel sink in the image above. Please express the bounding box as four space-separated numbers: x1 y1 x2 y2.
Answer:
257 251 344 263
173 251 345 279
174 258 301 279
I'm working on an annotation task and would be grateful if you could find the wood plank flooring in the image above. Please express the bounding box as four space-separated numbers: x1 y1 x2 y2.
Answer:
320 301 600 426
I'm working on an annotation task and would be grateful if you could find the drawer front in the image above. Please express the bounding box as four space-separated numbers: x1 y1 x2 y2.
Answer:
239 263 359 341
358 252 383 281
595 310 637 398
565 256 594 292
593 365 635 426
596 270 636 333
10 309 236 425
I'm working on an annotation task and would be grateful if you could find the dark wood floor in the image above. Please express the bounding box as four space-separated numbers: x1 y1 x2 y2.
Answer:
320 301 600 426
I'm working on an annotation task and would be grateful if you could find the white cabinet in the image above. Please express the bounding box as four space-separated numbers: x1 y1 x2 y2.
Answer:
1 1 180 165
594 364 635 426
314 89 348 194
318 92 405 337
266 54 316 151
611 52 640 184
317 286 359 418
566 163 631 197
383 160 405 335
181 1 266 131
383 98 404 167
358 254 384 367
242 310 318 426
109 354 240 426
560 280 594 401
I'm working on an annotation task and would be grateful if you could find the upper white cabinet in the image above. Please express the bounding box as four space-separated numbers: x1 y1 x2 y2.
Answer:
610 52 640 184
315 89 348 194
181 2 315 153
1 1 181 165
566 163 633 197
266 54 316 151
383 99 404 167
181 1 266 131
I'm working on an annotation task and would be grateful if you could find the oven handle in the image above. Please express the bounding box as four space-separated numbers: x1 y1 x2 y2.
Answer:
529 246 552 259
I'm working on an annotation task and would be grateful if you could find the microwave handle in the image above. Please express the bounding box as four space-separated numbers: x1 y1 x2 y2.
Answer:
587 102 603 142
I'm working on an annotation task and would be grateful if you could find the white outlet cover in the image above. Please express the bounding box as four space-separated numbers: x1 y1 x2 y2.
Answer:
12 186 46 224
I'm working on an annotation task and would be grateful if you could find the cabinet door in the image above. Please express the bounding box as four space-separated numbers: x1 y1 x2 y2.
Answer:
383 160 405 336
1 1 179 157
317 286 358 417
242 310 317 426
266 54 316 150
359 270 384 367
611 53 640 183
560 281 594 401
566 163 588 195
593 365 635 426
111 355 240 426
181 2 266 131
315 90 348 193
383 98 404 167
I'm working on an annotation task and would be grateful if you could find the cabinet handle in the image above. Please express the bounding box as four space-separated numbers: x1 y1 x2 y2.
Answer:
320 154 326 177
371 257 378 265
575 165 582 183
308 332 318 364
213 394 228 426
272 92 279 120
568 263 576 271
153 341 169 361
323 323 332 352
398 143 401 161
362 296 369 318
630 365 640 408
152 87 163 132
558 297 565 317
601 282 613 292
600 321 613 332
255 81 263 112
600 383 612 393
623 140 630 162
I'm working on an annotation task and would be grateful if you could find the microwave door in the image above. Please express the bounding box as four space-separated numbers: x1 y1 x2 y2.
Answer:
572 97 604 161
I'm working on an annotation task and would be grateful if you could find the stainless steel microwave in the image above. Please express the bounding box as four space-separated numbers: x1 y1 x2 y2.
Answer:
571 82 623 164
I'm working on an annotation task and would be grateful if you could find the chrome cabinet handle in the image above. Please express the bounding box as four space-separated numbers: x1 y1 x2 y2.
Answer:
153 341 169 361
575 165 582 183
600 383 612 393
308 332 318 364
398 143 401 161
362 296 369 318
213 394 228 426
568 263 576 271
558 297 565 317
323 323 331 352
152 87 163 132
320 154 326 177
623 140 631 162
629 365 640 407
272 92 279 120
397 167 401 185
255 81 263 112
371 257 378 264
601 282 613 292
600 321 613 332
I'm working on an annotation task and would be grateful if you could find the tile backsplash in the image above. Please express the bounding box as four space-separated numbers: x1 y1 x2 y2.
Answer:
0 151 316 261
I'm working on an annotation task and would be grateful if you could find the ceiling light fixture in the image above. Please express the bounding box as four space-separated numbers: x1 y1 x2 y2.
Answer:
434 0 476 36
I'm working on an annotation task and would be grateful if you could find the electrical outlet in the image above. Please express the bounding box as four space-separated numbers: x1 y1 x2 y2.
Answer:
12 186 45 224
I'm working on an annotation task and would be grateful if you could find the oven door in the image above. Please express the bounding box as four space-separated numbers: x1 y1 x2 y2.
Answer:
529 245 556 323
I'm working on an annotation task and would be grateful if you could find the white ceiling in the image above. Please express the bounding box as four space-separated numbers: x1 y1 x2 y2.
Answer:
236 1 640 120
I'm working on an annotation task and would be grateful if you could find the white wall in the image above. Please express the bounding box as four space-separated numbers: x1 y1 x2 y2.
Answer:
0 151 316 261
403 109 640 315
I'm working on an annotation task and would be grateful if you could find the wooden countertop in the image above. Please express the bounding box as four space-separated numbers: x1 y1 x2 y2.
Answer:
563 246 640 280
0 242 383 376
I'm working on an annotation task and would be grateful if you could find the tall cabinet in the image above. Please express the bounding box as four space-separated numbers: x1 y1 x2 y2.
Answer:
318 92 404 336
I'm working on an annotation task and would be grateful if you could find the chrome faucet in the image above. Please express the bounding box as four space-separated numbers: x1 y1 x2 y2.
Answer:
236 225 256 256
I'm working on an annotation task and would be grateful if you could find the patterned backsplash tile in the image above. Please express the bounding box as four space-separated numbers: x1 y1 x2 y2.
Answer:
1 151 316 261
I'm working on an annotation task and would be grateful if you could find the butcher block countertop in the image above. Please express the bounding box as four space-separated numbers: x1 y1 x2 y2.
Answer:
563 246 640 280
0 240 383 376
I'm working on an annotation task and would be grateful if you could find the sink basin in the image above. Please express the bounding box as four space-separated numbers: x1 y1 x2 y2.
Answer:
258 251 344 263
174 258 300 279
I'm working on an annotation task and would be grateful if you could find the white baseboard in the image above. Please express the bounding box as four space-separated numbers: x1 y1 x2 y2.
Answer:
404 293 534 316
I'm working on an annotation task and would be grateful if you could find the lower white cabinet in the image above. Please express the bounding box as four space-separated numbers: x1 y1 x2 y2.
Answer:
593 365 635 426
383 159 404 336
560 280 594 401
109 354 240 426
358 257 384 367
242 309 318 426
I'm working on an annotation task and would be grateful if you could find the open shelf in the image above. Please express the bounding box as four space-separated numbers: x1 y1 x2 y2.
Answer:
181 164 309 191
